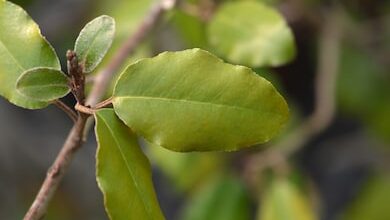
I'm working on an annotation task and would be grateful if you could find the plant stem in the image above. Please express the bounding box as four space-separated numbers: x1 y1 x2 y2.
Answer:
23 1 177 219
23 115 88 220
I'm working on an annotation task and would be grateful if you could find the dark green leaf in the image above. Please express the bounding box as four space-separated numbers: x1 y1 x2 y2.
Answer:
16 67 69 101
146 142 224 191
113 49 289 152
75 15 115 73
181 176 251 220
95 109 165 220
0 0 60 109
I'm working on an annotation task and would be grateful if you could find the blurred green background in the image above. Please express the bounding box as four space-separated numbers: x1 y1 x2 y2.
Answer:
0 0 389 219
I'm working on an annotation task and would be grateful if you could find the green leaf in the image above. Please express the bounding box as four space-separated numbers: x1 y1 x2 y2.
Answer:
207 1 296 67
16 67 69 102
0 0 60 109
112 49 288 152
258 178 316 220
341 175 390 220
168 9 207 49
94 109 165 220
75 15 115 73
146 141 225 192
180 176 251 220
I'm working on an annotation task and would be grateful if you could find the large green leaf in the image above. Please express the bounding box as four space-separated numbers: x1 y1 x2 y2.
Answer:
180 176 251 220
207 1 296 67
112 49 288 152
94 109 165 220
16 67 69 102
258 178 316 220
75 15 115 73
0 0 60 109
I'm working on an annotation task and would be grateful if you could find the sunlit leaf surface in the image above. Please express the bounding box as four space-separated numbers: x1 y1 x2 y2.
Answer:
113 49 289 152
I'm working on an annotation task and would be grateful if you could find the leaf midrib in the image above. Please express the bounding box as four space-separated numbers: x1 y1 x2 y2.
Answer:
115 96 272 113
78 23 106 65
99 115 153 219
20 84 68 89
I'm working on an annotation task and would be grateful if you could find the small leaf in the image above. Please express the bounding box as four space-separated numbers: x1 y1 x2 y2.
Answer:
207 1 296 67
180 176 251 220
258 178 316 220
0 0 60 109
16 67 69 102
75 15 115 73
112 49 289 152
94 109 165 220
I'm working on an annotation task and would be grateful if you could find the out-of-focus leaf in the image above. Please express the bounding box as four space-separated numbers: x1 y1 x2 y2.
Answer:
112 49 289 152
91 0 153 96
168 9 207 48
95 109 165 220
207 1 296 67
258 177 316 220
341 175 390 220
16 67 69 102
0 0 60 109
181 176 251 220
75 15 115 73
337 45 390 142
146 142 224 191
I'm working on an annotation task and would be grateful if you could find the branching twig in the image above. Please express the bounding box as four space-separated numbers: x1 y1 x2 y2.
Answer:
23 1 177 219
245 6 343 183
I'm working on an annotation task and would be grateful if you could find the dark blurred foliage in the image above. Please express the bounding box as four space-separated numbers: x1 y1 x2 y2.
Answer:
0 0 389 219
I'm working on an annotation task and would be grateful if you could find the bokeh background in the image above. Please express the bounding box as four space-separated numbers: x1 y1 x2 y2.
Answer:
0 0 389 219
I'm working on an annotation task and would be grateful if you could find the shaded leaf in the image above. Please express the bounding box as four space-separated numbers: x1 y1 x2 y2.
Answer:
113 49 288 152
258 178 316 220
168 9 207 48
207 1 296 67
337 44 390 142
75 15 115 73
146 141 225 191
180 176 251 220
341 175 390 220
16 67 69 101
94 109 165 220
0 0 60 109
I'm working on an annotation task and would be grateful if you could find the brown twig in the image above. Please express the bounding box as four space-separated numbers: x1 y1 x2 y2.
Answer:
23 115 88 220
53 100 78 123
74 97 113 115
245 6 343 184
23 1 177 219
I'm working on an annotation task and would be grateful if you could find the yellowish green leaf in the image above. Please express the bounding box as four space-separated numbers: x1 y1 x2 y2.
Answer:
258 178 316 220
208 1 296 67
113 49 289 152
0 0 60 109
